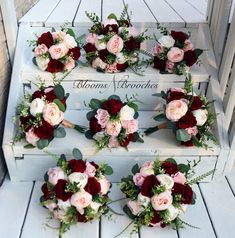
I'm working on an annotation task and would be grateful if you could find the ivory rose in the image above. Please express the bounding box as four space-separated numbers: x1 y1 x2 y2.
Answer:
92 57 107 70
156 174 174 190
116 52 127 64
48 167 66 185
105 121 122 136
151 191 173 211
121 119 138 134
57 199 71 211
140 161 154 177
25 127 40 146
165 100 188 122
68 172 88 188
34 44 48 56
138 193 150 207
64 57 75 71
119 105 135 121
49 43 68 60
167 205 180 221
133 173 145 186
158 35 175 48
52 31 66 41
84 162 96 177
86 33 98 44
192 109 208 126
43 103 64 126
106 34 124 54
30 98 45 116
173 172 186 185
127 200 143 215
167 47 184 63
95 35 107 50
53 209 67 221
63 34 77 49
70 190 92 211
95 109 110 128
98 176 110 195
90 201 101 213
35 56 50 71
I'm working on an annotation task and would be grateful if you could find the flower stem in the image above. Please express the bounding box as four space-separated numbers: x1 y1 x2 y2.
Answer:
107 197 127 205
144 123 167 135
108 206 125 216
62 119 86 133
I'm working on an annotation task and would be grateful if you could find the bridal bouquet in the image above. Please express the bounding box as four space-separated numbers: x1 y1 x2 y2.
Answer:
29 27 81 73
85 95 144 150
119 158 213 234
40 148 113 236
152 24 203 75
14 81 85 149
83 5 148 74
144 77 217 148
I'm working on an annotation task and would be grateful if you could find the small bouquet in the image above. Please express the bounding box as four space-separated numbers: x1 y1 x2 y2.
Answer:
151 24 203 75
40 148 113 236
118 157 213 235
145 77 217 148
83 5 148 74
29 26 81 73
85 95 144 150
15 81 85 149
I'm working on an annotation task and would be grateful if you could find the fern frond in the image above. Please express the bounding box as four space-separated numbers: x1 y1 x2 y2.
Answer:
187 169 215 185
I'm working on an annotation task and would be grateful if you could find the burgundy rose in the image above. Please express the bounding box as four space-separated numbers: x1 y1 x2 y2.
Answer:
177 111 197 129
47 59 64 73
150 210 162 226
90 161 99 169
167 91 185 102
141 175 160 197
38 32 54 48
77 213 87 222
120 133 134 147
32 90 45 100
54 179 73 201
84 177 101 195
183 50 197 67
161 161 179 175
69 47 81 60
124 37 140 51
89 116 102 135
41 183 51 200
153 57 166 71
83 43 97 53
44 88 56 102
172 183 193 204
116 63 128 71
103 24 119 34
68 159 86 173
181 140 194 147
20 115 35 131
99 49 109 62
102 99 123 116
190 96 203 110
34 119 53 139
171 31 188 43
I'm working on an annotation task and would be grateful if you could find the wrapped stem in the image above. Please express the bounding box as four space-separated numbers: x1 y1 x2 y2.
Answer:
144 122 167 135
62 119 86 133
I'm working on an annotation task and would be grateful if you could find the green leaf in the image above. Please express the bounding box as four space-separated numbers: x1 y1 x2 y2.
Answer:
54 127 66 138
165 158 177 165
123 205 136 219
108 95 121 101
161 90 167 99
32 57 37 66
66 28 76 38
152 93 162 97
178 163 190 173
176 129 191 142
24 144 35 149
53 99 66 112
192 136 201 147
85 130 94 139
134 111 139 119
44 172 49 182
127 102 138 112
87 110 97 120
194 49 203 58
72 148 83 160
54 84 65 100
65 93 70 99
132 132 144 143
104 165 113 175
153 113 166 122
107 13 117 20
131 164 140 174
89 99 102 110
37 139 49 150
40 196 46 204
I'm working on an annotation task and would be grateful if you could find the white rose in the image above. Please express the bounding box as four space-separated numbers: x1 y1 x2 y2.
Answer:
93 131 105 142
63 34 77 49
158 35 175 48
68 172 88 188
127 200 143 215
90 201 101 213
167 205 180 221
137 193 150 207
48 167 66 185
179 204 188 214
156 174 174 190
92 57 107 70
44 200 57 212
35 56 49 71
30 98 45 116
57 199 71 211
25 127 39 146
192 109 208 126
116 52 127 64
42 103 64 126
95 35 106 50
119 105 135 121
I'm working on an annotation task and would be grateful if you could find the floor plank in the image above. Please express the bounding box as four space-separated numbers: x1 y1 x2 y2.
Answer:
102 0 125 20
185 0 208 16
0 178 33 238
226 170 235 195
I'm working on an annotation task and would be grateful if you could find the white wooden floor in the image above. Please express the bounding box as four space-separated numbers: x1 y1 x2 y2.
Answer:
0 173 235 238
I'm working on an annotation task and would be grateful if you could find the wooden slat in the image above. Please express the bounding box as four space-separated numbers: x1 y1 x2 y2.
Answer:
0 178 33 238
73 0 102 27
102 0 124 20
178 185 216 238
209 0 221 39
185 0 208 16
199 179 235 238
101 183 139 238
19 0 62 26
226 170 235 194
21 182 60 238
45 0 81 27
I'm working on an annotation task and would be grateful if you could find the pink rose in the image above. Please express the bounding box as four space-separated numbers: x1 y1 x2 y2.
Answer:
64 57 75 71
92 57 107 70
70 190 92 211
127 200 143 215
84 162 96 177
25 127 39 146
44 200 57 212
172 172 186 185
166 60 174 73
140 161 154 177
121 119 138 134
86 33 98 44
184 39 194 52
103 18 118 27
98 176 110 195
151 191 173 211
34 44 48 56
43 103 64 126
48 43 68 60
108 136 119 148
186 126 198 137
95 109 110 128
152 43 164 56
52 31 66 41
167 47 184 63
133 173 145 187
48 167 66 185
105 120 122 136
170 87 185 93
105 63 119 73
165 100 188 122
127 26 139 37
106 35 123 54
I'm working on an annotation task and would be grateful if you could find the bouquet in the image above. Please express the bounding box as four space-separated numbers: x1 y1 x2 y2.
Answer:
144 77 217 148
40 148 113 236
151 24 203 75
118 157 213 235
83 5 148 74
14 81 85 149
29 26 81 73
85 95 144 150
